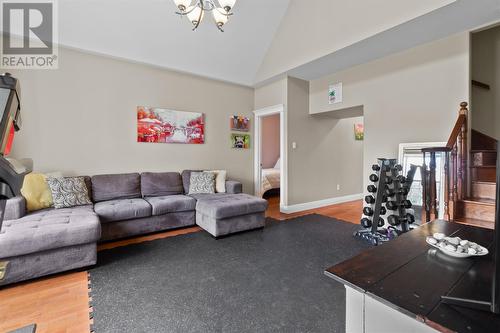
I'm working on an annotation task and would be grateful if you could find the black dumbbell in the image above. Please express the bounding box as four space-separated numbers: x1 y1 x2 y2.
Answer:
401 200 412 209
372 164 381 171
406 213 415 224
363 207 374 216
386 201 399 210
377 217 385 227
382 195 388 203
387 214 401 226
365 195 375 204
367 185 377 193
396 175 407 183
380 207 387 215
369 174 379 182
361 218 372 228
394 164 403 172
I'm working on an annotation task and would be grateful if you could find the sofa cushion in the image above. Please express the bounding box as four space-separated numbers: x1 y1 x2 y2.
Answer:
141 172 183 197
144 195 196 216
46 176 92 209
91 173 141 202
0 206 100 258
188 172 216 195
94 198 152 223
193 193 268 219
181 170 202 194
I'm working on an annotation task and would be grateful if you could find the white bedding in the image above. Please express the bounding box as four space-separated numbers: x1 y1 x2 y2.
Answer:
262 168 280 193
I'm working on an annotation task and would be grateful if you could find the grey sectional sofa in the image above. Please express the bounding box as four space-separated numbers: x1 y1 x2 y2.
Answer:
0 171 267 286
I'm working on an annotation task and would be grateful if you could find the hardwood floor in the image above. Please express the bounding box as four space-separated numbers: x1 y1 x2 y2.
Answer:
0 198 361 333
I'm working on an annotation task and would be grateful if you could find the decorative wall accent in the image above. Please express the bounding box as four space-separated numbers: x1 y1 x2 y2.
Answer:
137 106 205 144
328 82 343 104
354 123 364 141
230 115 250 132
231 133 250 149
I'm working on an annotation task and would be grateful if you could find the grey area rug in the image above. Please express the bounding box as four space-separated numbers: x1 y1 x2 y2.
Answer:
90 214 370 333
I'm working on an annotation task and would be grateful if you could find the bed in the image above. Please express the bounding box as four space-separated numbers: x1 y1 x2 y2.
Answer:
262 167 280 194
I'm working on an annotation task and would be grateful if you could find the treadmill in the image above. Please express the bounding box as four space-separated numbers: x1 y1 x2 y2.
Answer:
0 73 32 229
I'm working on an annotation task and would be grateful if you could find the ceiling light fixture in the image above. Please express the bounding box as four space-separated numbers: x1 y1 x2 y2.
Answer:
173 0 237 32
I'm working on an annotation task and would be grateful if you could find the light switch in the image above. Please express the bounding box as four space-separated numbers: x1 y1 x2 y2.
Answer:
292 142 297 149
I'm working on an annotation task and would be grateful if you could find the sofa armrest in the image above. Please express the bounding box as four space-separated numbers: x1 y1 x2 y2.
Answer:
3 196 27 220
225 180 242 194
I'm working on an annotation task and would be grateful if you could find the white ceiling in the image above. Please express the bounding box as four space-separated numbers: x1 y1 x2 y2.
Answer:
59 0 290 86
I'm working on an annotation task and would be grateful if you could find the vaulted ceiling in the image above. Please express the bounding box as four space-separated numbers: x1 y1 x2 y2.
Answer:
57 0 496 87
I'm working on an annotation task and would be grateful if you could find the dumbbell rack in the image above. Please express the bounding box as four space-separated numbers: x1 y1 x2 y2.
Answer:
355 158 416 245
355 159 393 245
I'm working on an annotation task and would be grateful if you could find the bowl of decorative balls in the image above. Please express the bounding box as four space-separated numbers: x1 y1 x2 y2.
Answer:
426 233 489 258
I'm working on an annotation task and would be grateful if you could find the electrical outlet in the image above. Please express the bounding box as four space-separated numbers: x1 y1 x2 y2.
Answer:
337 184 341 191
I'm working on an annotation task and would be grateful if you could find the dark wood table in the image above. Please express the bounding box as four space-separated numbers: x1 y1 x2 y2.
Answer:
325 220 500 333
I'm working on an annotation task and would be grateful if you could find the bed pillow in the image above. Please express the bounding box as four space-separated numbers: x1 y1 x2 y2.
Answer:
204 170 226 193
274 158 280 169
188 172 216 195
46 176 93 209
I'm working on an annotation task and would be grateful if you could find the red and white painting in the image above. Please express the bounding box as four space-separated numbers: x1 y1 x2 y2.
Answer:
137 106 205 144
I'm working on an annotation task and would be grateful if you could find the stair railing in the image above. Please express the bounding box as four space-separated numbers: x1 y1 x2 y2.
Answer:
421 102 468 222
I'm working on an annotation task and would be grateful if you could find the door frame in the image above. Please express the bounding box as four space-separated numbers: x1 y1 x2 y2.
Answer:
253 104 287 209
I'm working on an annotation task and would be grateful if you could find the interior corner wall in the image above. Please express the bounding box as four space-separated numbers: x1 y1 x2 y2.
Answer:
309 32 470 190
471 25 500 140
9 47 255 193
287 77 364 206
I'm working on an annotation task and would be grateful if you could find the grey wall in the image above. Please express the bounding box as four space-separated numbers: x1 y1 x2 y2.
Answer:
287 77 364 205
261 114 280 168
471 25 500 140
309 33 470 189
9 47 255 193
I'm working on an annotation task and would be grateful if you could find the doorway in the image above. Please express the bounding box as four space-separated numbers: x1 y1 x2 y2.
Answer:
253 104 286 211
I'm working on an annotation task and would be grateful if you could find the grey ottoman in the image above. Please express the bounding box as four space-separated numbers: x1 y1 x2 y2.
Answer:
193 194 268 237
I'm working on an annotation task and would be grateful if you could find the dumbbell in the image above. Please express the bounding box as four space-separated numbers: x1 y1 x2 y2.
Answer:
365 195 375 204
361 218 372 228
372 164 381 171
377 217 385 227
363 206 387 217
386 200 399 210
401 200 412 209
387 214 401 226
369 174 379 182
367 185 377 193
395 175 407 184
394 164 403 172
406 213 416 224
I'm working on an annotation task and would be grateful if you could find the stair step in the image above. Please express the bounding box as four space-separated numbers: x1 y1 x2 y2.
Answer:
471 181 496 200
471 150 497 167
456 198 496 221
454 217 495 230
471 166 496 182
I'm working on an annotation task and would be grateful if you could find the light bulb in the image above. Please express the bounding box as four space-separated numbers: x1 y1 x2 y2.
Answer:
212 9 228 26
187 6 204 25
218 0 237 12
173 0 192 11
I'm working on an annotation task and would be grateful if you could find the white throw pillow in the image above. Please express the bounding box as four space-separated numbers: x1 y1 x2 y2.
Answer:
274 158 280 169
204 170 227 193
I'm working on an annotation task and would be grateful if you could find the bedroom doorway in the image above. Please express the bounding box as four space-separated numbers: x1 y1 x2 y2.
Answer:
253 104 286 210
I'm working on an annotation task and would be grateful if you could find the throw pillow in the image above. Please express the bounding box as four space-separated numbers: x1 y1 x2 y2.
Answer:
21 173 55 212
46 176 92 209
188 172 216 194
204 170 226 193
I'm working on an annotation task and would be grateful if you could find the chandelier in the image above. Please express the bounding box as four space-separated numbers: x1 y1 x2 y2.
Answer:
172 0 237 32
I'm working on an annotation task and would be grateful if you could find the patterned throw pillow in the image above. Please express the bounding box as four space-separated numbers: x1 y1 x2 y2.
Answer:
46 177 93 209
188 172 216 195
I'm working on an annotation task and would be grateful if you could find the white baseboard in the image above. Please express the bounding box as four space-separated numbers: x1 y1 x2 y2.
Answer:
280 193 363 214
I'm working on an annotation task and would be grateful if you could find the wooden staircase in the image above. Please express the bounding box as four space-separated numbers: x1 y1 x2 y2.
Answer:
455 130 497 228
422 103 497 229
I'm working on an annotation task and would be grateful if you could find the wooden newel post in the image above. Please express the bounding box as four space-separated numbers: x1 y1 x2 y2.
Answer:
459 102 468 200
